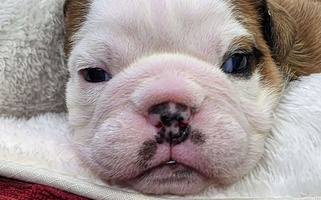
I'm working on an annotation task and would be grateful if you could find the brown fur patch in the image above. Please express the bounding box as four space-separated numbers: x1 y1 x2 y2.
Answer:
265 0 297 65
232 0 284 90
64 0 90 57
234 0 321 83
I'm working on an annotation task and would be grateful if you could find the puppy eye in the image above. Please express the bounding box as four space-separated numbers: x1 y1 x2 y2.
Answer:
83 68 111 83
222 54 251 74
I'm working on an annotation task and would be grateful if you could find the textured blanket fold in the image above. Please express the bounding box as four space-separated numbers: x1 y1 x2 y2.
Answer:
0 73 321 199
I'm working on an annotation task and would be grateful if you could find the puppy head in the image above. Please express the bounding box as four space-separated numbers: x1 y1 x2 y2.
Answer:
64 0 296 195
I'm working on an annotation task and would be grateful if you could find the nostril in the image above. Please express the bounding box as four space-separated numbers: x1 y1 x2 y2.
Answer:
155 122 163 129
178 121 188 128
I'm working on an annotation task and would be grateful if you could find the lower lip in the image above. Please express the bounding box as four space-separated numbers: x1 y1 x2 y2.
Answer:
138 163 197 181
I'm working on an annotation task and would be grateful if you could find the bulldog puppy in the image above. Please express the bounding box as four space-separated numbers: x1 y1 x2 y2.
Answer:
64 0 321 195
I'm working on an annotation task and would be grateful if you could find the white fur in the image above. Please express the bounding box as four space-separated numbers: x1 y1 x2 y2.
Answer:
67 0 279 195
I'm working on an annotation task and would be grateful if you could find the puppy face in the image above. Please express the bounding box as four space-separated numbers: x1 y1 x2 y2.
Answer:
65 0 285 195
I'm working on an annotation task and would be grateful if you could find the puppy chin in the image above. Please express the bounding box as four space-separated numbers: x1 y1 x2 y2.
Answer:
127 165 209 195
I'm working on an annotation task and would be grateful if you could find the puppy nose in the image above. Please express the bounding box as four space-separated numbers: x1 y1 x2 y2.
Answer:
148 102 192 145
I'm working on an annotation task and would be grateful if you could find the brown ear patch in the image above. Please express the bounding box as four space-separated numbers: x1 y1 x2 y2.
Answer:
264 0 297 66
64 0 90 57
234 0 297 65
235 0 321 81
274 0 321 79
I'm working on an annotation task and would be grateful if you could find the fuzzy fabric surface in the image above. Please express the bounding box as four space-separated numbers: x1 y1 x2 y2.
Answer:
0 177 89 200
0 0 67 118
0 73 321 200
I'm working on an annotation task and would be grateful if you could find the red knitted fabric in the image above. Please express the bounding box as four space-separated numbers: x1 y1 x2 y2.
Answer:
0 177 90 200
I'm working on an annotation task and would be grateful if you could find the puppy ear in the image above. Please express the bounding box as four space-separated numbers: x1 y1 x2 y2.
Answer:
258 0 297 64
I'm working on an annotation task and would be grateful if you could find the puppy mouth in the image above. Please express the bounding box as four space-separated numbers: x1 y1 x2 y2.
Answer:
134 159 207 182
165 159 178 166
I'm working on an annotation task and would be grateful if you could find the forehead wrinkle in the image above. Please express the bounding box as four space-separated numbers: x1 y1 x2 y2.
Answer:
77 0 251 67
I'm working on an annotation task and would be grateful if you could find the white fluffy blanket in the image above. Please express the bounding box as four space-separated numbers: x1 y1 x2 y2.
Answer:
1 73 321 199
